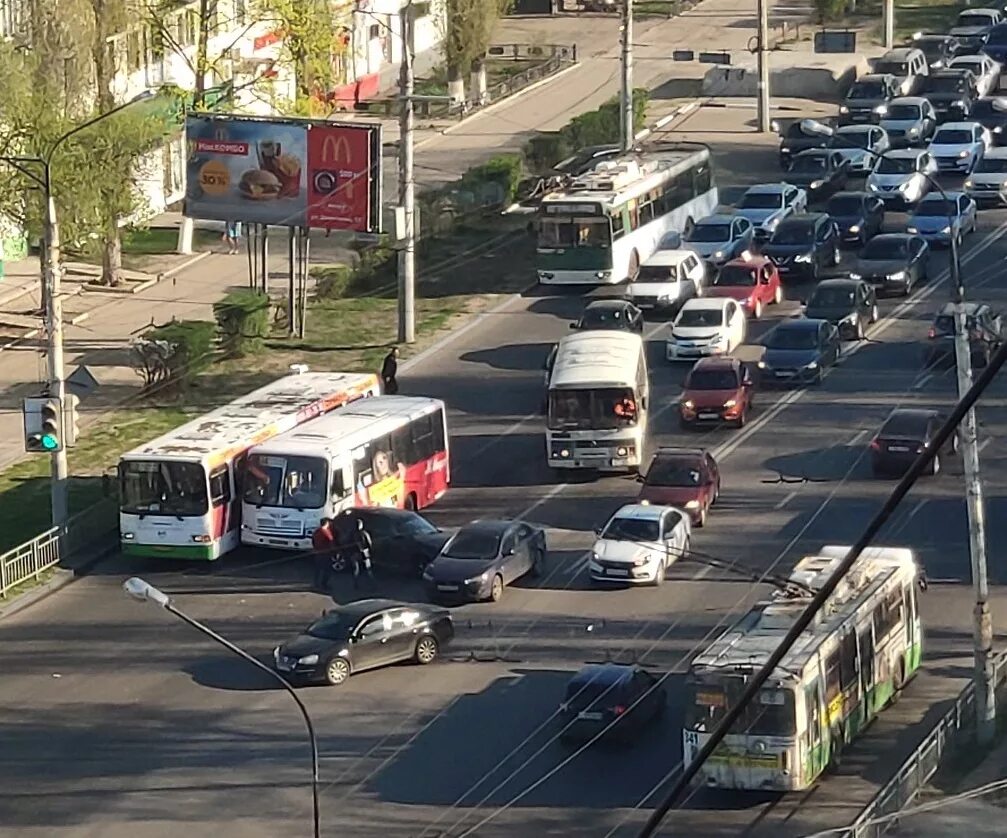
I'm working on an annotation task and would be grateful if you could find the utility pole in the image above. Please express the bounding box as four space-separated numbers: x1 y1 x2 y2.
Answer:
756 0 771 133
883 0 895 49
950 239 996 744
620 0 634 151
397 2 416 344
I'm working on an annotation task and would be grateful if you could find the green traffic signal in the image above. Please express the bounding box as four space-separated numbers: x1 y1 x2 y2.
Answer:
40 433 59 451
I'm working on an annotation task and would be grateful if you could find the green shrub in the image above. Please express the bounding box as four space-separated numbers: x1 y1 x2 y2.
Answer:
461 154 524 205
312 264 354 299
813 0 846 22
213 289 270 357
525 132 572 172
135 320 216 391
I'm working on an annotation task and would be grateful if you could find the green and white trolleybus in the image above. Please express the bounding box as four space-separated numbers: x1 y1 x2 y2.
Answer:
683 545 924 791
535 143 718 285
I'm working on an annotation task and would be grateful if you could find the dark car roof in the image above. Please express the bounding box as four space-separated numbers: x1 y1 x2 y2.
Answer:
870 233 916 244
585 299 632 311
568 663 642 689
776 317 827 332
815 278 861 291
335 598 408 618
774 215 817 230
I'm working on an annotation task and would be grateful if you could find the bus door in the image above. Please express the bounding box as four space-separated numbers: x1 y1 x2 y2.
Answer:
329 456 353 515
803 678 827 782
208 465 233 540
839 629 862 733
859 627 876 715
904 584 919 662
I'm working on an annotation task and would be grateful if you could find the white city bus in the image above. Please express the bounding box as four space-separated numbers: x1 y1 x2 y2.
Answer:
536 143 719 285
240 396 449 550
546 331 650 472
118 371 381 560
683 545 924 792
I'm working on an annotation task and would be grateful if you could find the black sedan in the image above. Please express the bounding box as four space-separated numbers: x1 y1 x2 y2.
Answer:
826 191 885 246
558 663 666 745
759 318 842 385
572 299 644 334
777 119 832 169
762 213 840 282
870 408 957 477
423 519 547 603
330 508 449 576
849 233 929 296
804 278 879 339
785 149 850 199
273 599 454 686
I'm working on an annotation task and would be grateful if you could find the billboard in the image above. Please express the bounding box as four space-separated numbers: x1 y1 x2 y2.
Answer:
183 114 382 233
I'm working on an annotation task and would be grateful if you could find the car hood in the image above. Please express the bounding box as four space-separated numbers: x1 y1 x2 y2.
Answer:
805 304 855 322
833 146 872 161
911 212 954 229
706 286 758 302
628 280 678 294
671 324 726 340
950 25 990 37
969 170 1007 184
781 137 825 153
763 243 813 257
427 556 496 583
279 634 339 658
880 117 924 131
844 97 886 110
687 240 730 257
682 387 743 408
592 538 661 564
831 212 867 228
930 142 977 155
855 258 909 275
785 171 826 187
868 172 914 188
927 92 970 105
764 346 822 367
736 207 782 225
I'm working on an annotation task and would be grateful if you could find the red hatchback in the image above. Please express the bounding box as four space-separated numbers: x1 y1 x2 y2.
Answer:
705 255 783 319
680 357 755 428
636 448 721 527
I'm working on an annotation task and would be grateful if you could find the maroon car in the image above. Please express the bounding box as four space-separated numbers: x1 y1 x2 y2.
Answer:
636 447 721 527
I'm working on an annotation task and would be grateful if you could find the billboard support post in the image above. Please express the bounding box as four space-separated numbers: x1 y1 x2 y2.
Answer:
298 226 309 340
287 227 296 336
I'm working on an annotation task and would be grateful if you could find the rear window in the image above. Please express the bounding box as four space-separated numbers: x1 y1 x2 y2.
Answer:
881 412 930 437
565 677 625 711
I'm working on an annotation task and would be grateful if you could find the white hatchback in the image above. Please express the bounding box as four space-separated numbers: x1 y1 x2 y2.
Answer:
666 297 746 361
589 503 691 586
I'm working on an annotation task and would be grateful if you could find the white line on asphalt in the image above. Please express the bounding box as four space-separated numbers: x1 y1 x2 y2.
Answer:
565 553 591 577
774 491 797 510
515 482 569 520
912 372 934 391
979 437 992 454
848 430 868 447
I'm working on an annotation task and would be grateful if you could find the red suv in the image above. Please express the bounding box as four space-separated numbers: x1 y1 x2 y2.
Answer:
679 357 755 428
705 254 783 319
636 448 721 527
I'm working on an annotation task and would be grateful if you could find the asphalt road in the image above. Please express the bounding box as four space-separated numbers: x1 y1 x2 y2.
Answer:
4 126 1007 838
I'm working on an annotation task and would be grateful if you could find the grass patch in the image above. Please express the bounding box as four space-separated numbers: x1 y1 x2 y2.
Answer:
121 227 216 255
0 567 56 601
633 0 681 17
415 60 553 97
852 0 961 43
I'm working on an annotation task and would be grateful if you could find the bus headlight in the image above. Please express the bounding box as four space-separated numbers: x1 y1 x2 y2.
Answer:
617 446 628 456
192 535 211 543
595 271 612 279
121 532 135 540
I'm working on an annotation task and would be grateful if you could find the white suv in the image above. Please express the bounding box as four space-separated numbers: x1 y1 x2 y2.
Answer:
589 503 691 586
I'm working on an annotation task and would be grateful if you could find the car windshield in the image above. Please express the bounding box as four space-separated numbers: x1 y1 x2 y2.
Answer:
686 224 732 243
784 122 815 138
398 515 439 536
442 528 502 560
952 59 983 73
771 224 814 245
810 286 856 307
876 156 915 173
712 265 757 287
790 156 828 173
976 157 1007 173
579 306 630 329
928 76 967 93
739 192 782 209
915 198 957 216
971 99 1007 117
887 103 923 119
828 195 865 215
863 237 910 259
688 368 740 390
833 129 871 148
243 453 327 509
538 217 611 249
849 82 885 99
875 61 908 75
636 265 675 282
548 387 640 431
881 412 931 438
765 327 818 350
120 460 208 517
306 614 354 641
914 40 946 59
676 307 724 327
602 515 661 542
934 129 974 144
958 13 994 27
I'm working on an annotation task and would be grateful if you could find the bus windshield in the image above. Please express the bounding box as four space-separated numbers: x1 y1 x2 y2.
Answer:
548 387 639 430
538 217 611 248
685 677 797 736
120 460 208 517
243 453 328 509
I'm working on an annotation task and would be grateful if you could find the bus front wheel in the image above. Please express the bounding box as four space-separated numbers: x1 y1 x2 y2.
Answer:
404 493 417 512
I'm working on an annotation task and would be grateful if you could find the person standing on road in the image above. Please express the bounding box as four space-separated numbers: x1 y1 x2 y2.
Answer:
351 518 376 590
381 346 399 394
311 518 335 592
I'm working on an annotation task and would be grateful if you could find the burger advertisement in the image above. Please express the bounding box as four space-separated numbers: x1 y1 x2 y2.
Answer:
184 115 381 232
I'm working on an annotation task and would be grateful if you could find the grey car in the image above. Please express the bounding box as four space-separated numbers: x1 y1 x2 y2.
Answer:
840 74 901 125
804 278 879 340
880 97 938 146
682 214 755 265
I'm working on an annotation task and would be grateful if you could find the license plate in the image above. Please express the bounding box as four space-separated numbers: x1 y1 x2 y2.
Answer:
698 412 719 420
775 371 793 378
578 711 604 721
437 584 458 592
606 568 629 577
888 445 910 452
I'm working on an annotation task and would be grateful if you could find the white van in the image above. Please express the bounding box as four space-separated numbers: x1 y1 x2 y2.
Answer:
625 249 706 313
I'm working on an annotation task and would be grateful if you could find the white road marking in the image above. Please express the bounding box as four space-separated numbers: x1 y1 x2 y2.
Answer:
912 372 934 391
848 430 868 447
774 491 797 510
979 437 992 454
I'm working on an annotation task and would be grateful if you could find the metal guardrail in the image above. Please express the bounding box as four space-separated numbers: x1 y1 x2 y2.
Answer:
844 651 1007 838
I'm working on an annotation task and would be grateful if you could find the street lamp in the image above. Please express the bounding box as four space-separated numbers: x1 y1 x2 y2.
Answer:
122 577 321 838
798 117 996 743
0 89 156 531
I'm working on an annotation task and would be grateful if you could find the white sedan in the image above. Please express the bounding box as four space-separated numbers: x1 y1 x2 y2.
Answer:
589 503 691 586
666 297 747 361
948 54 1002 98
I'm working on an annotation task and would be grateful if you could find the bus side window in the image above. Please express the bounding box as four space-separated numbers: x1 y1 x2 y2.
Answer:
693 161 712 195
209 467 230 508
805 682 822 747
611 211 625 241
393 424 415 467
824 650 841 709
411 414 435 461
331 466 348 500
839 630 858 691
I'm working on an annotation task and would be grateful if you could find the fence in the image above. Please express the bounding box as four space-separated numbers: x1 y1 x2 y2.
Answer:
843 651 1007 838
0 528 60 598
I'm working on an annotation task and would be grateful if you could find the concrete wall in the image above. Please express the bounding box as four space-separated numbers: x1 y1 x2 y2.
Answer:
701 53 872 100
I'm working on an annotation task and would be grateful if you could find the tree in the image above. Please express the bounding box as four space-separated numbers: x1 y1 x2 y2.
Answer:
441 0 511 104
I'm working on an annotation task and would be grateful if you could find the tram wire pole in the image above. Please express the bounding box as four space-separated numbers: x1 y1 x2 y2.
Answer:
620 0 634 151
637 334 1007 837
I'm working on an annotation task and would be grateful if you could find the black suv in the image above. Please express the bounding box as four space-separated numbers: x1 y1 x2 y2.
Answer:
921 70 979 121
762 213 840 282
804 278 879 339
785 149 850 200
826 191 886 246
778 119 832 169
840 74 901 124
924 302 1003 367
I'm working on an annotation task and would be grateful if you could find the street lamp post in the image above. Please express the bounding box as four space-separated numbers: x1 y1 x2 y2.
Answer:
123 577 321 838
0 90 155 531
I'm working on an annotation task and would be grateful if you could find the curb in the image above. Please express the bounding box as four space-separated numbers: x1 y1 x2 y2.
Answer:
0 326 40 353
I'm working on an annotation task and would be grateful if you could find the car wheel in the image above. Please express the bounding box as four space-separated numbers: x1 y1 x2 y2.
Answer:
950 432 960 454
324 657 351 686
489 574 504 603
929 452 941 476
697 506 708 528
627 249 640 282
753 299 763 319
652 560 666 587
530 545 546 578
855 318 865 340
773 285 783 305
331 552 348 573
414 635 439 665
833 245 841 266
735 407 747 428
870 304 879 324
811 261 820 282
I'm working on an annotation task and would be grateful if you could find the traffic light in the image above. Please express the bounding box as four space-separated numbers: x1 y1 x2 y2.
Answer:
23 397 63 453
64 394 80 447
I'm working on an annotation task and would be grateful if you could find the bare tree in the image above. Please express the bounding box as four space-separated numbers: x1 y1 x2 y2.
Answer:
441 0 511 105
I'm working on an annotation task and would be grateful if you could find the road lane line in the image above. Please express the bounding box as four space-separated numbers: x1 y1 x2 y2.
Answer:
912 372 934 390
774 491 796 510
848 430 868 447
979 437 991 453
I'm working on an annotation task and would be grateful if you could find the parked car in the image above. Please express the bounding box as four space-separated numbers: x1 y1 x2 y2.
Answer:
980 22 1007 62
873 47 930 95
678 357 756 429
866 148 937 206
948 53 1002 96
758 318 842 385
829 124 892 173
571 299 644 333
682 213 755 266
665 297 747 361
826 191 886 246
704 253 783 318
735 182 809 241
784 149 850 199
637 447 721 525
910 33 963 70
777 119 833 168
804 277 879 339
968 95 1007 143
927 121 991 172
839 74 901 124
590 503 691 585
849 233 930 296
924 301 1003 367
558 664 666 744
762 213 840 282
329 508 450 576
950 8 1003 52
423 519 547 603
625 249 706 313
870 408 957 477
965 145 1007 203
879 96 938 146
920 70 979 122
273 599 454 686
906 191 977 245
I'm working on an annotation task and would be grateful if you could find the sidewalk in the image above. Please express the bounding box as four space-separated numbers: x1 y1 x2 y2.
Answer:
0 0 817 475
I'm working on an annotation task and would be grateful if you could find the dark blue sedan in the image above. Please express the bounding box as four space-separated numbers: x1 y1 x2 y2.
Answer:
758 318 842 385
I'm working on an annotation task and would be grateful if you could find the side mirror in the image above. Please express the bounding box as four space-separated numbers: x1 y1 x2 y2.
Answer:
505 547 516 556
593 527 602 536
635 473 645 482
569 322 577 330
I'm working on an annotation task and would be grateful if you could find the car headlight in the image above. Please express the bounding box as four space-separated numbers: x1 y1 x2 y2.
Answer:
810 179 824 189
633 557 650 567
849 224 860 233
724 398 737 408
849 272 862 280
422 569 434 580
298 654 319 665
713 333 728 344
121 532 135 540
840 105 850 113
965 179 974 188
805 361 819 370
874 104 888 114
682 399 695 409
906 226 918 233
995 126 1004 133
591 552 600 562
898 180 911 192
959 149 970 158
888 270 906 280
684 500 701 509
956 99 968 108
908 127 920 136
941 225 951 233
757 360 767 369
795 254 812 263
465 572 490 585
867 181 880 191
842 312 858 325
765 216 780 229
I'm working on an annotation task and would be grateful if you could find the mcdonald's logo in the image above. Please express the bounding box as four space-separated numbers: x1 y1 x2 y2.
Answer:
313 132 354 200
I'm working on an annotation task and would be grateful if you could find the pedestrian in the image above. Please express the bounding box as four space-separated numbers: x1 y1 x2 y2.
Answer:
223 220 242 254
311 518 335 592
381 346 400 395
351 518 376 590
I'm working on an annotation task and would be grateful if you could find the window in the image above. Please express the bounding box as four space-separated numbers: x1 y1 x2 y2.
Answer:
369 23 380 39
127 30 143 73
661 509 683 535
209 466 230 507
693 161 712 195
234 0 247 23
392 423 415 466
872 588 904 640
824 650 842 704
331 466 348 499
358 614 388 639
411 414 435 461
611 211 625 240
839 630 859 690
